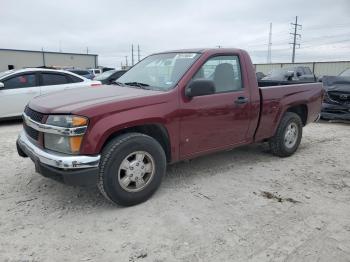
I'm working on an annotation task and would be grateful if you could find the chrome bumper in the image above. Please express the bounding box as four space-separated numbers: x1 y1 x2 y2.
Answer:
17 131 100 169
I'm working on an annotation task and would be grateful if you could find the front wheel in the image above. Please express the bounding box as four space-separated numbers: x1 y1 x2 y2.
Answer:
269 112 303 157
98 133 166 206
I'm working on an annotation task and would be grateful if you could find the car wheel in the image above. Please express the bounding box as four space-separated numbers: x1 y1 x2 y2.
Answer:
97 133 166 206
269 112 303 157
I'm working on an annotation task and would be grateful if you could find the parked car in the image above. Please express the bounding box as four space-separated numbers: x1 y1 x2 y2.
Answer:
256 71 266 81
16 48 323 206
321 68 350 120
93 69 127 84
67 69 94 80
262 66 316 82
0 68 101 119
89 68 102 76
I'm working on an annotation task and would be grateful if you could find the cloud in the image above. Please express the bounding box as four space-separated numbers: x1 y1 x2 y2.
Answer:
1 0 349 67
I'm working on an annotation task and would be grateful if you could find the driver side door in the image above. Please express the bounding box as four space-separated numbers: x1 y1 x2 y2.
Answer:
179 55 252 158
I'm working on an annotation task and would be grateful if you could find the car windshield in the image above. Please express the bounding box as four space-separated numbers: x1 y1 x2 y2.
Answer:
0 70 16 79
94 70 117 80
339 68 350 77
117 52 201 91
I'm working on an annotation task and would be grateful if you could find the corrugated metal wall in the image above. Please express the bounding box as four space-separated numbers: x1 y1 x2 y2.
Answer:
0 49 98 72
254 61 350 76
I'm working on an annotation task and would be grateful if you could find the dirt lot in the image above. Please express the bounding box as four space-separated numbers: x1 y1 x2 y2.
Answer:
0 121 349 262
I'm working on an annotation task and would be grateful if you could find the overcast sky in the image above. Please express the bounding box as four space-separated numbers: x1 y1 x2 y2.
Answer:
1 0 350 68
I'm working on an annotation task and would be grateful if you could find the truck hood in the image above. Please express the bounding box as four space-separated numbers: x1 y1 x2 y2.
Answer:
28 85 165 114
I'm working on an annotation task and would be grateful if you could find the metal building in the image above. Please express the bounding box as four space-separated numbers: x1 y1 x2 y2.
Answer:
0 48 98 72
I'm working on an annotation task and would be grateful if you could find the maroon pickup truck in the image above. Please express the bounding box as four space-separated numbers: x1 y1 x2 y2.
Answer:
17 48 323 206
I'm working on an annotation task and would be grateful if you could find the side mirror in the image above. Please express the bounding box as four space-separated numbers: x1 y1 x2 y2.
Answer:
185 79 215 98
0 82 4 88
296 72 302 77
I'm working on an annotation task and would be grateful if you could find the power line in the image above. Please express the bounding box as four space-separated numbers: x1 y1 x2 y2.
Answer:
289 16 302 63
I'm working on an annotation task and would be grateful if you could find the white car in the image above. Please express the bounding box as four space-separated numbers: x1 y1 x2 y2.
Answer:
89 68 102 76
0 68 101 119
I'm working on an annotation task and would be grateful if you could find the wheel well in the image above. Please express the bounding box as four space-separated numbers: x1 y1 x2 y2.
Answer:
286 104 308 125
103 124 171 162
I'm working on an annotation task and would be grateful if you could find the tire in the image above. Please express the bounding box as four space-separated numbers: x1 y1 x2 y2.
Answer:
97 133 166 206
269 112 303 157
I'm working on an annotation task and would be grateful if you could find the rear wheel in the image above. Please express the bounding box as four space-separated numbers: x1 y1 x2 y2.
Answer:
98 133 166 206
269 112 303 157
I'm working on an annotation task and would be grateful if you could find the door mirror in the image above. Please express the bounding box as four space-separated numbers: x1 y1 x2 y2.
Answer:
296 72 302 77
0 82 4 88
186 79 215 98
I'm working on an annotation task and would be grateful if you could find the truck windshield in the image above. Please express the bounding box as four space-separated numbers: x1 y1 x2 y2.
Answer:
117 52 201 91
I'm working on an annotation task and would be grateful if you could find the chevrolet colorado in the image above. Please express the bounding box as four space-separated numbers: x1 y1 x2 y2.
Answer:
17 48 323 206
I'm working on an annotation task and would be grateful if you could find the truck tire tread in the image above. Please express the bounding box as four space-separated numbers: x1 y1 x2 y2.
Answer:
97 132 166 206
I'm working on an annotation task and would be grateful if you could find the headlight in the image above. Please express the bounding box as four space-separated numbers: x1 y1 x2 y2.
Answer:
44 115 88 154
46 115 87 128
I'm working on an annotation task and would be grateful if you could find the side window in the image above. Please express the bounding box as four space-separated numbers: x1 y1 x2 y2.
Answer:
193 55 242 93
42 73 68 86
67 74 84 83
3 74 36 89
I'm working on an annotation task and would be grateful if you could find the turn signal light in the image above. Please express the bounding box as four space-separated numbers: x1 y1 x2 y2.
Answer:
69 136 84 153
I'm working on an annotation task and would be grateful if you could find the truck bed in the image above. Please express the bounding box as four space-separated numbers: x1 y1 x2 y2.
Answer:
254 82 323 142
258 80 317 87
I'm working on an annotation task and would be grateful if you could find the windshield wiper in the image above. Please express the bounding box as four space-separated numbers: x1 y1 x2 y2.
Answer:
112 81 125 86
124 82 150 89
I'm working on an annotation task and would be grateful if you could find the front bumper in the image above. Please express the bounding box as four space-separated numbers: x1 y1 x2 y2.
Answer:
17 131 100 186
321 102 350 120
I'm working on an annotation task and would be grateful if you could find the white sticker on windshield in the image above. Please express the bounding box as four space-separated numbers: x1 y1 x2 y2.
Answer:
176 53 197 59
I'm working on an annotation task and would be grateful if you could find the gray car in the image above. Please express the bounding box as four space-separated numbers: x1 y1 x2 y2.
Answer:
262 66 316 82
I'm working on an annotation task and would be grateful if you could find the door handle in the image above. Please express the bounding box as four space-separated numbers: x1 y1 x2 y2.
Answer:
234 96 249 104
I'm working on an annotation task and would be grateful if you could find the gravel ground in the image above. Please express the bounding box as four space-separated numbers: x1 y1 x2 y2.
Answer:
0 120 349 262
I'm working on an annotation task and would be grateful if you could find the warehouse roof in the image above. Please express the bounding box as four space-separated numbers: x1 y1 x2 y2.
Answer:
0 48 97 57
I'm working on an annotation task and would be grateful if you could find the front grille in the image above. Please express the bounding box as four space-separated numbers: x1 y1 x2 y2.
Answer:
23 106 45 142
328 91 350 104
24 106 44 123
24 123 39 141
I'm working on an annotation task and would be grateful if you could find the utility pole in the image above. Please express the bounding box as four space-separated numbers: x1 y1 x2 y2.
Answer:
289 16 302 63
42 47 46 67
86 47 89 54
125 56 128 67
131 44 134 66
267 22 272 63
137 44 140 62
